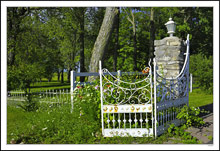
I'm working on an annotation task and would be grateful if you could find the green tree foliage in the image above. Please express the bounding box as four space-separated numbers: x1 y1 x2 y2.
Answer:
7 7 213 92
190 54 213 94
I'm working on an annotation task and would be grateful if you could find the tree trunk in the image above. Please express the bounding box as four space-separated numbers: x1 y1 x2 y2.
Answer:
88 7 119 81
67 68 72 83
57 70 60 81
113 8 120 72
133 31 137 71
149 7 155 63
79 10 85 82
61 69 64 83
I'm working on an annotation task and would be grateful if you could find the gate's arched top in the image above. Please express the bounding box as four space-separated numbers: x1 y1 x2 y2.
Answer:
99 59 152 85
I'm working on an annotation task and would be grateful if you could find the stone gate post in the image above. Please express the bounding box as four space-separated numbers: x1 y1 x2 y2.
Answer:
154 36 186 78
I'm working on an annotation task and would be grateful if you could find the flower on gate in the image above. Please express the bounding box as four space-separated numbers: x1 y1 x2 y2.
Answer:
95 85 99 90
77 86 82 89
107 85 111 88
142 67 150 74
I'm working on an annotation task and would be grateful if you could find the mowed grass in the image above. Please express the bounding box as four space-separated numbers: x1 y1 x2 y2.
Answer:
189 89 213 107
7 106 31 143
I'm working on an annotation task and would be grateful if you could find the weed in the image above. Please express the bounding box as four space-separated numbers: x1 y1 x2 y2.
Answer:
207 135 213 140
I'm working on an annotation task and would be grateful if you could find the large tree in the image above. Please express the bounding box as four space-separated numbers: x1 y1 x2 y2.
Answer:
88 7 119 80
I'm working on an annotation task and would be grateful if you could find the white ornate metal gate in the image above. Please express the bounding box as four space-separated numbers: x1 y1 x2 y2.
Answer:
99 34 190 138
99 60 154 137
154 34 190 137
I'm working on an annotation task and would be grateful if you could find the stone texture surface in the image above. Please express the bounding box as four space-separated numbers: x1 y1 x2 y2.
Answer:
186 114 213 144
154 36 186 78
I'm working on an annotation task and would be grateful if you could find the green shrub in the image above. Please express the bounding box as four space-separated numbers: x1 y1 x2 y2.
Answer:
176 105 207 128
18 93 40 112
190 53 213 94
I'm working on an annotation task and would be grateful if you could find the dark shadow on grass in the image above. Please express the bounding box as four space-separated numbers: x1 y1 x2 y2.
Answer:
198 103 213 117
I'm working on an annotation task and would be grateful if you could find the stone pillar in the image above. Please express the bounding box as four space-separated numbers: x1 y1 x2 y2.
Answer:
154 36 186 79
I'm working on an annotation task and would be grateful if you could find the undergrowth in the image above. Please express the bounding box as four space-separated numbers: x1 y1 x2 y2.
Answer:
7 82 209 144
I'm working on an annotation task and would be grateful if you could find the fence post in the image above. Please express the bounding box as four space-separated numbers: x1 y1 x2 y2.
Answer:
117 70 121 84
190 73 192 93
70 70 76 113
153 58 157 139
99 60 104 136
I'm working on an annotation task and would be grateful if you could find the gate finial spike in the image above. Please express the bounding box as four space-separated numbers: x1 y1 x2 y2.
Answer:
187 34 189 41
148 58 151 68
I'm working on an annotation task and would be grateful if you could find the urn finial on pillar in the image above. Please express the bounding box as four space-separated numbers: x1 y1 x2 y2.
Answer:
165 18 176 37
154 19 185 79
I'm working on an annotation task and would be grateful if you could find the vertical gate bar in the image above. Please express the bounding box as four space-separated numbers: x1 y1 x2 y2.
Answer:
158 112 159 126
170 109 171 121
166 110 168 125
108 113 110 129
168 110 170 123
150 61 153 133
124 113 126 129
113 113 115 129
70 71 73 112
153 58 157 138
163 110 164 127
99 60 104 135
129 113 131 129
135 113 137 128
117 70 121 85
140 113 142 128
186 34 190 106
146 112 148 128
118 113 120 129
190 74 192 93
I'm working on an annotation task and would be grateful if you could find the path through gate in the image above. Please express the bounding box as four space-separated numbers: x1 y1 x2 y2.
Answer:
99 34 190 137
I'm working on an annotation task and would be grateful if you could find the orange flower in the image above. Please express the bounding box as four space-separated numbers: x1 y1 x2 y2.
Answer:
142 67 150 74
107 85 111 88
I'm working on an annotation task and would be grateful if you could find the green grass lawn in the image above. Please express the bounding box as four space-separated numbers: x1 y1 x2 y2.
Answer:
189 89 213 107
7 82 213 144
11 72 89 92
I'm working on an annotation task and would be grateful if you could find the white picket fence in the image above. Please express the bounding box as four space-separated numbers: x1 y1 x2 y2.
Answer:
7 89 71 105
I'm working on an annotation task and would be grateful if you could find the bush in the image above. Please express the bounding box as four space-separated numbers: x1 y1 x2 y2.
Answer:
190 53 213 94
176 105 208 128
